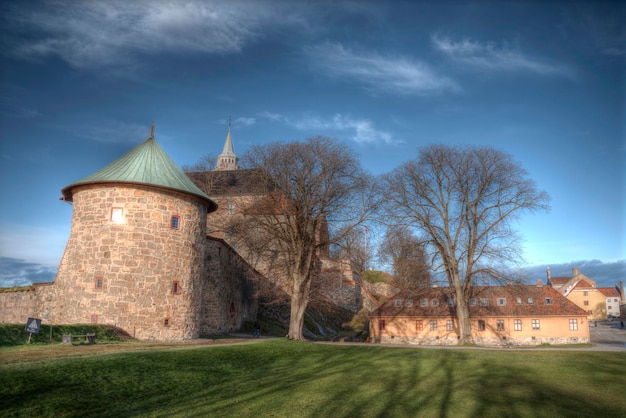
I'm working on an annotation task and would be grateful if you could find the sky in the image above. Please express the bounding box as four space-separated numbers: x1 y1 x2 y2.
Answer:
0 1 624 288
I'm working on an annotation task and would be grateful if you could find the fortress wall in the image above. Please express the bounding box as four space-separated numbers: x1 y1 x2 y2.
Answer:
0 283 54 324
50 184 208 341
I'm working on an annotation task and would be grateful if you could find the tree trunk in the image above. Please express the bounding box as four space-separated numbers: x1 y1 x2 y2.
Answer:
455 295 473 344
287 275 309 340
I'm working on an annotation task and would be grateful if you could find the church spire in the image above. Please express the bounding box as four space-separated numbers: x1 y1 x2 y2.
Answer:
216 117 239 170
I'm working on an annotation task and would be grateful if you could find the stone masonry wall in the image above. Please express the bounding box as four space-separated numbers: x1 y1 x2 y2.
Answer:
0 283 53 324
50 183 208 341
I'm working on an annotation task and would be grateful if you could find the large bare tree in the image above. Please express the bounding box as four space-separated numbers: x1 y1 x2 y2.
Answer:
378 226 431 290
242 137 379 340
383 144 549 344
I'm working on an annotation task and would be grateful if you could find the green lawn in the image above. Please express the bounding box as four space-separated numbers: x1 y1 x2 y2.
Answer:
1 340 625 417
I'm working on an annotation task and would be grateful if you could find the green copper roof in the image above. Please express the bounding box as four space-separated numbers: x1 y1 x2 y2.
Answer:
61 133 216 211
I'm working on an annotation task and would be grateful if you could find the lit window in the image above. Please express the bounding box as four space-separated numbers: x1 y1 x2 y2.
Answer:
446 320 453 331
480 298 488 306
420 299 428 307
478 320 486 331
498 298 506 306
111 207 123 223
171 215 181 230
416 320 423 331
545 297 551 305
94 277 103 290
514 319 522 331
164 318 170 327
91 314 98 324
172 280 180 295
497 320 504 331
569 319 578 331
394 299 402 307
430 320 437 330
379 320 385 331
469 298 477 306
532 319 540 330
431 299 439 306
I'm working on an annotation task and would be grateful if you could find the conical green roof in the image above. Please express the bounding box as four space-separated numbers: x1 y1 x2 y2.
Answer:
61 134 216 212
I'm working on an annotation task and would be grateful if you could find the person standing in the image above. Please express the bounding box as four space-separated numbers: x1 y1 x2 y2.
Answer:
253 320 260 338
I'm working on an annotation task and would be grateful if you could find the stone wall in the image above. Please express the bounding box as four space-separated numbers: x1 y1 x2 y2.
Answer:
0 283 53 324
375 335 590 346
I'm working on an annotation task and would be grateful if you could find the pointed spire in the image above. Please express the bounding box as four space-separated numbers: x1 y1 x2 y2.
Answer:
149 121 155 139
216 117 239 171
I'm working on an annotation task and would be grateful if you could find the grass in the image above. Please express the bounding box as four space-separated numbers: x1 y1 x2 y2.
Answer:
1 339 625 417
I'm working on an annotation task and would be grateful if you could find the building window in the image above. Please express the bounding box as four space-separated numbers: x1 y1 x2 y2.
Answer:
164 318 170 327
228 202 235 215
478 320 486 331
532 319 540 330
405 299 413 307
171 215 181 230
614 298 619 302
379 320 385 331
497 320 504 331
91 314 98 324
420 299 428 307
516 297 522 305
545 297 551 305
569 319 578 331
587 310 592 315
498 298 506 306
172 280 180 295
416 320 423 331
446 320 454 331
514 319 522 331
94 276 103 290
394 299 402 307
583 291 588 296
431 299 439 306
469 298 477 306
447 299 455 306
111 207 123 223
527 298 534 305
583 300 589 306
480 298 488 306
430 320 437 330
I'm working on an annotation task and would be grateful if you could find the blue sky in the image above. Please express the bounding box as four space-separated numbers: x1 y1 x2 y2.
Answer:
0 1 624 288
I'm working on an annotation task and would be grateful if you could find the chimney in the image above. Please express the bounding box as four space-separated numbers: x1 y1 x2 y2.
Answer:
621 281 625 300
546 266 552 285
537 279 543 287
572 267 579 277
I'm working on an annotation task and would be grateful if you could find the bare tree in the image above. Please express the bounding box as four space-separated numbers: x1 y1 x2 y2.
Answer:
383 145 549 344
378 226 431 290
242 137 380 340
330 225 374 274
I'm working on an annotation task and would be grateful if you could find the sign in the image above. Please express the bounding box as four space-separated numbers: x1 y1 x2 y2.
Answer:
25 318 41 334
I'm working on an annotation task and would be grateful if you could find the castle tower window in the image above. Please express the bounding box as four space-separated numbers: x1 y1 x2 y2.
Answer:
170 215 181 230
111 207 123 223
164 318 170 327
172 280 180 295
94 277 103 290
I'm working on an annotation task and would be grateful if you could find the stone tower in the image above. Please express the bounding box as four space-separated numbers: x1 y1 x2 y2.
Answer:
216 120 239 171
52 124 217 341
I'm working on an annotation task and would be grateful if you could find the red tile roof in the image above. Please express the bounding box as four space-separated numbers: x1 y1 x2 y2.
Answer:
371 285 587 318
598 287 620 297
572 279 596 289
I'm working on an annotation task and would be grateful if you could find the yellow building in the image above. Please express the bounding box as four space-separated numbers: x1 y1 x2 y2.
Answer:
548 267 622 320
369 282 589 347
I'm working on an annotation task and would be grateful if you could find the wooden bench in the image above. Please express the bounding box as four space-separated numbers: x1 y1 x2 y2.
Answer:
62 333 96 344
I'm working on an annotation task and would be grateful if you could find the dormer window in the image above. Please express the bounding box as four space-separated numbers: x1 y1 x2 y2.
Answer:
469 298 477 306
528 298 534 305
431 299 439 306
545 297 551 305
394 299 402 307
405 299 413 307
498 298 506 306
420 299 428 307
480 298 488 306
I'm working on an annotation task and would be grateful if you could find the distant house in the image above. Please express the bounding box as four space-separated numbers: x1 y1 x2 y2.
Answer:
548 267 623 319
369 282 589 346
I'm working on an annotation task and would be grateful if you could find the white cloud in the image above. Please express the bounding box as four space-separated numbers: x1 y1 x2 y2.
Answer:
233 117 256 127
259 111 397 145
304 42 458 95
4 1 281 69
432 35 574 77
71 119 151 144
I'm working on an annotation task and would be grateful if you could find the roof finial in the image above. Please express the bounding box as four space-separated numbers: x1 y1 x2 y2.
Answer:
149 121 155 139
